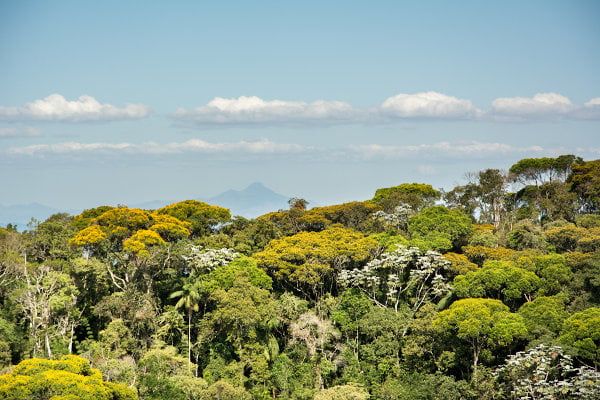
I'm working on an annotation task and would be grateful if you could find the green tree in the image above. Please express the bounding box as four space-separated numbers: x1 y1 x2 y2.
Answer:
444 169 507 227
137 346 204 400
559 307 600 367
408 206 474 251
453 260 542 309
434 298 527 372
509 155 581 186
371 183 441 212
25 213 77 262
517 296 568 339
568 158 600 214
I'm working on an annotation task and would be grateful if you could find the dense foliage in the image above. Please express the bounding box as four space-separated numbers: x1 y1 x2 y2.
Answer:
1 155 599 399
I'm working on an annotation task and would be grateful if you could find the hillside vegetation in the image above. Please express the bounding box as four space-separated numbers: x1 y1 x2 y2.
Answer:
1 155 600 400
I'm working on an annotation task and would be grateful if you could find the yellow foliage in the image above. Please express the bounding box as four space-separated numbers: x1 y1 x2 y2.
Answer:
156 200 231 236
443 252 478 275
70 206 192 255
123 229 165 254
0 355 137 400
92 207 153 231
564 251 594 269
473 224 495 232
253 226 377 288
463 245 516 265
69 225 107 246
151 213 192 230
150 222 190 241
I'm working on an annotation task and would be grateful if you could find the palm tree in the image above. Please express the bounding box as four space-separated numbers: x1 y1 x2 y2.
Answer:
170 278 202 375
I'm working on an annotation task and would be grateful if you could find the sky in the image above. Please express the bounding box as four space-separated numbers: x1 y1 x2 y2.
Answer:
1 0 599 211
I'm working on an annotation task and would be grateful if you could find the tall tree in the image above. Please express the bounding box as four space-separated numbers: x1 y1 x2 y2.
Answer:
170 278 202 374
434 298 527 373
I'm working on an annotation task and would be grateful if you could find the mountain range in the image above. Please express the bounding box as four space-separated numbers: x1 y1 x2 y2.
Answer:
0 182 293 230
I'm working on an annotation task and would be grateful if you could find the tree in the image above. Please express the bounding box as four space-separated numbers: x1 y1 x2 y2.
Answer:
559 307 600 367
509 155 582 187
434 298 527 372
299 201 382 232
137 346 204 400
0 355 137 400
408 206 474 251
289 311 340 390
156 200 231 237
445 169 507 227
12 264 80 358
453 260 542 309
517 296 568 339
339 245 451 316
170 278 202 374
289 197 309 211
200 274 277 389
568 159 600 214
371 183 441 212
313 383 370 400
494 344 600 400
25 213 77 262
253 226 377 300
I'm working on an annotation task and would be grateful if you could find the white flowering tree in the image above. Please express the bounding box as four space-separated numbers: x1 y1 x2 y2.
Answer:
494 344 600 400
183 245 240 276
372 203 414 231
338 245 451 316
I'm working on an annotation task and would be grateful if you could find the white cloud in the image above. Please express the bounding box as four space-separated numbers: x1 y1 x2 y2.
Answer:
7 138 310 156
576 97 600 120
0 126 42 138
171 96 358 127
348 141 549 160
0 94 152 122
490 93 576 119
584 98 600 107
380 92 480 118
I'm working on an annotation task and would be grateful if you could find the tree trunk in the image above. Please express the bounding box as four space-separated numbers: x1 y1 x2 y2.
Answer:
188 309 192 375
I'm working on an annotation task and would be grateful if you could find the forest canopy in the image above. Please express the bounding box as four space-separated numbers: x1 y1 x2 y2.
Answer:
1 155 600 400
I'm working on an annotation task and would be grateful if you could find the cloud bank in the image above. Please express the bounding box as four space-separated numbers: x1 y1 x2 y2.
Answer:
7 138 309 156
1 92 597 127
347 142 551 160
0 94 152 122
171 92 599 127
5 138 579 162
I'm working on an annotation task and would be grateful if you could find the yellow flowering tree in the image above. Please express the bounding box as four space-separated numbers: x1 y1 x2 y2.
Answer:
253 226 378 300
0 355 137 400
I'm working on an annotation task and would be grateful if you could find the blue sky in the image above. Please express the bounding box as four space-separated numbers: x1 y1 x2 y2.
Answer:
1 0 599 211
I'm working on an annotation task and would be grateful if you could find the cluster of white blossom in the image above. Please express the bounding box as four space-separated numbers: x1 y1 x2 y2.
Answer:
183 245 240 275
494 344 600 400
339 245 451 312
372 203 414 231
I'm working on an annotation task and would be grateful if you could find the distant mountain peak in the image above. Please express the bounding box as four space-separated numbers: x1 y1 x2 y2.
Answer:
245 182 269 191
206 183 290 218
